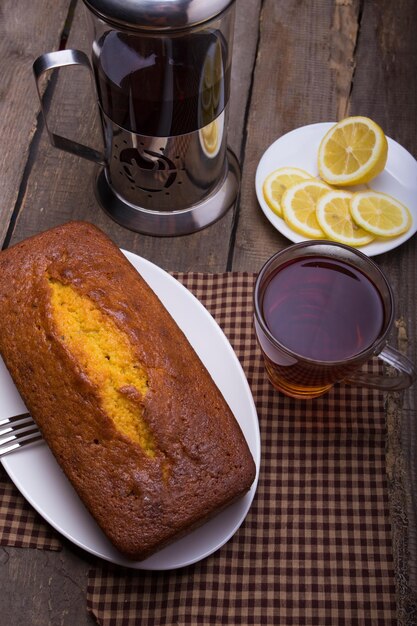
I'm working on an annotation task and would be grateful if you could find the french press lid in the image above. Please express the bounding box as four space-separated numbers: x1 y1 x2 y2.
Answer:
82 0 235 30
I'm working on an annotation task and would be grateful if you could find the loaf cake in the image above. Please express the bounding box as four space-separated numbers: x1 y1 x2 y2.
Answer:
0 222 256 560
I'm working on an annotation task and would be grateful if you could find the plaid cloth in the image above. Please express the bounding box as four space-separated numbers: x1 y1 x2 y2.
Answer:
87 272 397 626
0 464 61 550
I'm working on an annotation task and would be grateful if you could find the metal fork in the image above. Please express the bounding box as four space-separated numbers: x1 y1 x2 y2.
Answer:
0 412 43 457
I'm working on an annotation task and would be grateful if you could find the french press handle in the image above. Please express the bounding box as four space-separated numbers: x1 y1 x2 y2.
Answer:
33 49 105 165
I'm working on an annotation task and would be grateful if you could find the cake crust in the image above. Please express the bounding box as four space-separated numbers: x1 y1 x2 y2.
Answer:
0 222 256 560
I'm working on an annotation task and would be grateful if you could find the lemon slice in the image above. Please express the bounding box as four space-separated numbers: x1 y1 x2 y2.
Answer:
281 179 329 238
316 190 375 246
318 116 388 186
349 190 412 238
262 167 313 217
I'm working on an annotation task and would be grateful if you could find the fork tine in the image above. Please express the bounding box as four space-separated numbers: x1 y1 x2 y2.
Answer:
0 431 43 457
0 412 43 458
0 423 41 445
0 412 33 428
0 415 37 437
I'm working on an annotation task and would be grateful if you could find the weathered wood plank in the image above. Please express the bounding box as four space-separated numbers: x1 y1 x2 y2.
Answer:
347 0 417 357
9 0 262 273
0 0 72 247
0 544 95 625
349 2 417 618
350 0 417 332
348 0 417 157
232 0 362 272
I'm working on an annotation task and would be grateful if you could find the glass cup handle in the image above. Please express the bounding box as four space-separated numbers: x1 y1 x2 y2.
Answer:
33 49 105 165
345 344 416 391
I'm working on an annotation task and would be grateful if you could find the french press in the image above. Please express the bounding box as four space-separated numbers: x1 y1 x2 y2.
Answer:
33 0 240 236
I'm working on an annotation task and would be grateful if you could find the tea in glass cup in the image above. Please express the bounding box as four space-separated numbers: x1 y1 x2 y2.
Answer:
253 241 416 399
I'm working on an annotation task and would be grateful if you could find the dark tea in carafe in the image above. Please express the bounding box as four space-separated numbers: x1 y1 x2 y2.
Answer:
92 30 229 137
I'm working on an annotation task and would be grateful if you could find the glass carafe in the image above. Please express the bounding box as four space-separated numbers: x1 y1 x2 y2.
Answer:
33 0 240 236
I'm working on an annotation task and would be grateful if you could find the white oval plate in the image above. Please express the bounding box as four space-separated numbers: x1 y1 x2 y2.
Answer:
255 122 417 256
0 250 260 570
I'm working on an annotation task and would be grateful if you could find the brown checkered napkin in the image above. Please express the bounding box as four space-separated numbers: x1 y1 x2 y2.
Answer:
87 273 397 626
0 465 61 550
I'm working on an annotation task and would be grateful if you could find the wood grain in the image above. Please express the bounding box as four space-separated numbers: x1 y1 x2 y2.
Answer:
348 0 417 358
349 1 417 614
232 0 362 272
0 0 72 247
0 544 95 625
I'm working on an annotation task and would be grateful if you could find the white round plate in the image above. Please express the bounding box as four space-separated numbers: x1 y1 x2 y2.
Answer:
0 250 260 570
255 122 417 256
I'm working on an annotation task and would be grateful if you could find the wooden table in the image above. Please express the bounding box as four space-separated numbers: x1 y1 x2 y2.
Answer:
1 1 416 623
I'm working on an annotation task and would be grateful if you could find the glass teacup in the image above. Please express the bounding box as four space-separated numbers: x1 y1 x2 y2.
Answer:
253 241 416 399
